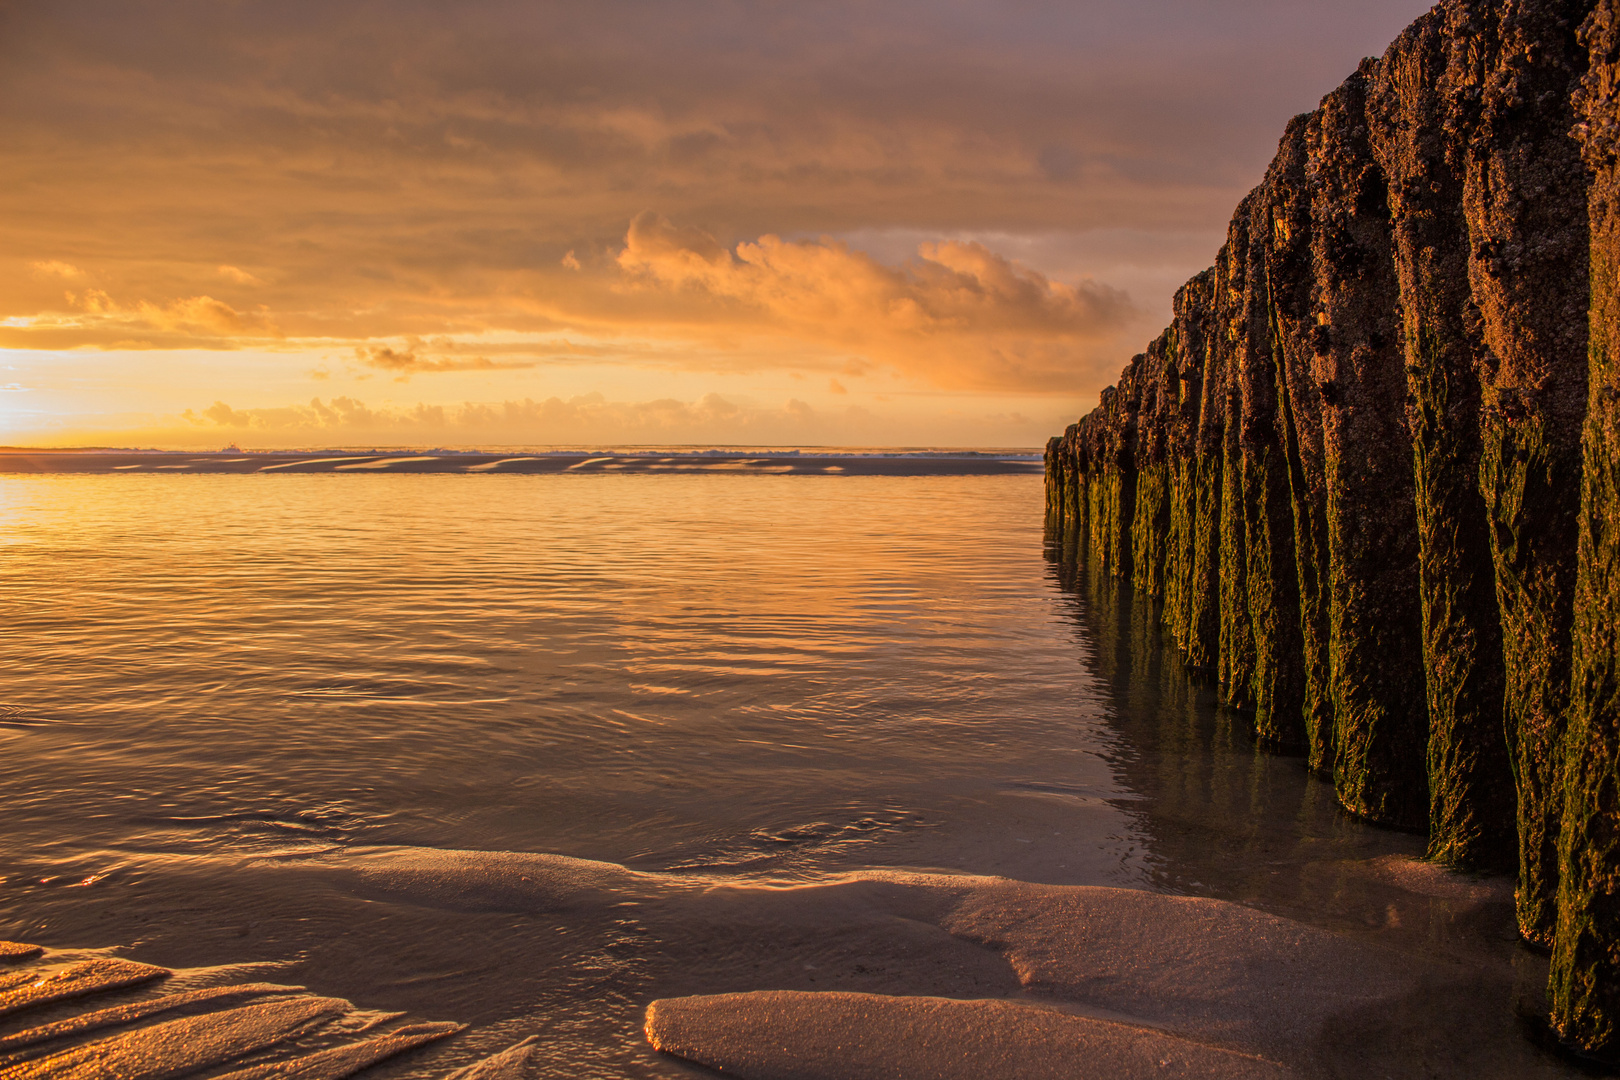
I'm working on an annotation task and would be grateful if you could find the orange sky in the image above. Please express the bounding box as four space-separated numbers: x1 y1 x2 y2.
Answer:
0 0 1434 448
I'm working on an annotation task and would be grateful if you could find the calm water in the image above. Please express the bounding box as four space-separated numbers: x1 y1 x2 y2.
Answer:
0 472 1132 879
0 470 1541 1077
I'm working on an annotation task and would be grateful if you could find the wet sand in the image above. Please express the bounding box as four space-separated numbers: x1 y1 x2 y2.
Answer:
0 848 1565 1078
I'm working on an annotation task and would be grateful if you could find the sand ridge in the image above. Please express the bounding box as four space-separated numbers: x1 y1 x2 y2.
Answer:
291 846 1501 1076
646 992 1297 1080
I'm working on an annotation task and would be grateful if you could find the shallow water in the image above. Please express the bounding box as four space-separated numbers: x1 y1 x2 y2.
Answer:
0 470 1567 1076
0 472 1132 881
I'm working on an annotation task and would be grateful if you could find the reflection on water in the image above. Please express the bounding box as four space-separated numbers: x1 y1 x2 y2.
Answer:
0 474 1562 1077
1046 524 1569 1079
0 473 1136 885
1045 526 1426 920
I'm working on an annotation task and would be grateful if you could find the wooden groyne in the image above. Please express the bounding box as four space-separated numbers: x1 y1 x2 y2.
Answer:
1046 0 1620 1058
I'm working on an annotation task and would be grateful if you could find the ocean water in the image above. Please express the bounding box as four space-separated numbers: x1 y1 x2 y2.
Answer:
0 468 1536 1077
0 471 1127 878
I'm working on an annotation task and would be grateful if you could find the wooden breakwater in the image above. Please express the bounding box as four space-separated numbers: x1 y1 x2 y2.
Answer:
1046 0 1620 1058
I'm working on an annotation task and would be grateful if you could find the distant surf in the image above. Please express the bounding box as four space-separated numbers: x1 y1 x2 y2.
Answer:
0 447 1044 476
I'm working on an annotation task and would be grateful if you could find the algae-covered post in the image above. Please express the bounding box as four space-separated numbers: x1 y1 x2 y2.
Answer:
1554 0 1620 1049
1045 0 1620 1058
1365 1 1517 876
1266 116 1337 775
1239 133 1307 753
1161 271 1216 677
1182 272 1228 677
1306 69 1431 830
1463 0 1594 948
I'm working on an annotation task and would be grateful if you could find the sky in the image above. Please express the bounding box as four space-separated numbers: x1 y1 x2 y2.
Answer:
0 0 1438 449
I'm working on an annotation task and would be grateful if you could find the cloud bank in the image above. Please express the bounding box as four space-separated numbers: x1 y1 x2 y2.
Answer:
0 0 1438 441
4 218 1144 394
616 214 1135 390
145 391 1048 450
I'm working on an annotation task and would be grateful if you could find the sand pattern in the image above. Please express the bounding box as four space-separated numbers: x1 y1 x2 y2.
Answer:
633 874 1425 1079
646 992 1297 1080
283 846 1539 1078
0 941 529 1079
0 959 169 1019
0 838 1558 1079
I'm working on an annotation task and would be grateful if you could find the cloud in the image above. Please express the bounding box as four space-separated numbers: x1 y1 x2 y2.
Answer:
177 391 826 443
217 265 263 285
195 401 254 428
614 213 1140 391
0 289 284 348
185 396 403 432
0 215 1144 394
30 261 84 280
0 0 1437 429
73 384 1074 449
354 343 536 378
134 295 279 335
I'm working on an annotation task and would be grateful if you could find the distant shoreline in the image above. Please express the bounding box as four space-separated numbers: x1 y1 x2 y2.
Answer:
0 449 1043 476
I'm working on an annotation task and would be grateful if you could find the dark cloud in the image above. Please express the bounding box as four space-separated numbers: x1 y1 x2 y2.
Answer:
0 0 1436 245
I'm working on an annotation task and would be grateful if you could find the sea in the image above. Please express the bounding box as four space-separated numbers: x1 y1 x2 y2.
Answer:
0 449 1516 1077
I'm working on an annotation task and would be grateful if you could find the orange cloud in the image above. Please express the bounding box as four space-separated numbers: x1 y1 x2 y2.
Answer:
177 392 823 443
0 217 1142 393
30 261 84 280
217 265 263 285
613 213 1139 391
18 289 286 344
135 295 279 336
354 343 536 379
128 387 1061 449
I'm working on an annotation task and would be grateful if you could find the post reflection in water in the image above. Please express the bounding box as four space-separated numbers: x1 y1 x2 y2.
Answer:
1045 517 1564 1077
1043 518 1424 925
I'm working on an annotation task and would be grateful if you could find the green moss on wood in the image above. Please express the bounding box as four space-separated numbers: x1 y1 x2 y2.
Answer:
1041 5 1613 1045
1180 453 1225 674
1550 225 1620 1059
1310 74 1431 830
1465 0 1593 940
1132 463 1170 598
1363 19 1517 870
1552 12 1620 1042
1275 347 1335 774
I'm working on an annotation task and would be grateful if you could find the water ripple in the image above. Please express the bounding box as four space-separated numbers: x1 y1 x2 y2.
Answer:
0 473 1133 885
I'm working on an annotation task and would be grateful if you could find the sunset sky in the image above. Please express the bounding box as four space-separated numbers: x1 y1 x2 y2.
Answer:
1 0 1435 449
